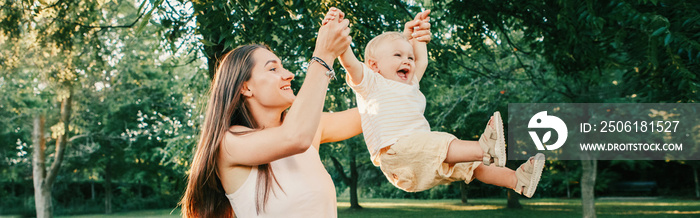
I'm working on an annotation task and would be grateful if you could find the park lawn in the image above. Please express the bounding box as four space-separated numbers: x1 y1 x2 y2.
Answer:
5 197 695 218
53 209 181 218
336 197 700 218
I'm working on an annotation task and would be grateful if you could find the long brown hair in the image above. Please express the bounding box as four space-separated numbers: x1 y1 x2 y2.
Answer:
180 44 281 217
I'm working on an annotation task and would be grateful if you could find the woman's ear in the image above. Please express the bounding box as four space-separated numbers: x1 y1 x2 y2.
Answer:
241 82 253 97
367 58 380 72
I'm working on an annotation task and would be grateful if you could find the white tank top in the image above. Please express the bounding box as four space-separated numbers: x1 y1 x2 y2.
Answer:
226 146 337 217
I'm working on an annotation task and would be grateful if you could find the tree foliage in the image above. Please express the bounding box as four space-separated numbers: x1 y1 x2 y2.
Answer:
1 0 699 216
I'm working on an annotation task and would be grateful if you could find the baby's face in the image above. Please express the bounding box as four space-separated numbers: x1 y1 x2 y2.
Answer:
370 39 415 84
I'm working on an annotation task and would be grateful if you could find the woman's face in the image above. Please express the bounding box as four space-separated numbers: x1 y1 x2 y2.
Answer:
243 48 296 109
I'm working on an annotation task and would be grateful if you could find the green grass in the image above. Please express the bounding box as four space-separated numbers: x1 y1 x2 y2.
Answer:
336 197 700 218
3 197 698 218
54 209 181 218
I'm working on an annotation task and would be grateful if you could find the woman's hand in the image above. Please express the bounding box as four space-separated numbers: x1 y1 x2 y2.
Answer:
403 10 431 43
322 7 345 26
313 7 351 63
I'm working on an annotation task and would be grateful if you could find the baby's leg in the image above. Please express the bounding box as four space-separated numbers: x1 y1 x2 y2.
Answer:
473 154 546 198
473 164 517 189
444 139 483 163
444 113 500 164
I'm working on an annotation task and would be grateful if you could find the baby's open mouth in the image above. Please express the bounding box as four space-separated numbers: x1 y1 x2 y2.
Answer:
397 68 409 80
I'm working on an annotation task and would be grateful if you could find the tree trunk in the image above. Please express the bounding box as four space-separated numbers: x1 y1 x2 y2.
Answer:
329 143 362 209
505 160 521 208
348 150 361 209
31 89 72 218
565 164 571 198
581 157 597 218
460 183 468 204
507 189 523 209
104 166 113 214
32 115 51 218
205 43 226 80
138 181 143 198
91 181 95 200
693 165 699 199
10 179 15 197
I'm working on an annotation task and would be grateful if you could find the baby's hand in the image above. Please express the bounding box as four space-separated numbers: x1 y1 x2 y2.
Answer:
322 7 345 26
412 20 431 43
403 10 431 43
322 8 353 58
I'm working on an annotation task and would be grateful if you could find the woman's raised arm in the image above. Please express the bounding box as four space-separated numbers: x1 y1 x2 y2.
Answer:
223 8 351 166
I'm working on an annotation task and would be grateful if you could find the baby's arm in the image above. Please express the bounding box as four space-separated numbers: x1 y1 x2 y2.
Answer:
404 10 431 82
339 46 364 85
323 9 363 85
413 35 428 82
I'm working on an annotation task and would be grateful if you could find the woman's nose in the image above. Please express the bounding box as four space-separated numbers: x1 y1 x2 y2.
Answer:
282 68 294 80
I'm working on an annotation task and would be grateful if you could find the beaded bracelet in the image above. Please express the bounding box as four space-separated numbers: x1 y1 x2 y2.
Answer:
309 56 336 81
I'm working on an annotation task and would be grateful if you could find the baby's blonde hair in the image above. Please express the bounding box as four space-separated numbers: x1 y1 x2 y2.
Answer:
364 31 409 61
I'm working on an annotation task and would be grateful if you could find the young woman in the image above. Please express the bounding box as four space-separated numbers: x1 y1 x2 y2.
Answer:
180 8 358 218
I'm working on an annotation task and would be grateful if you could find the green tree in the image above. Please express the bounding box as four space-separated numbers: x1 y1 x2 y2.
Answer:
0 0 171 216
150 0 700 214
430 0 699 216
0 0 85 215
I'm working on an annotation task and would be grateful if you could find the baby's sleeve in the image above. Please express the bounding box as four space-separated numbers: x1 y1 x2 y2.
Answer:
346 63 377 97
